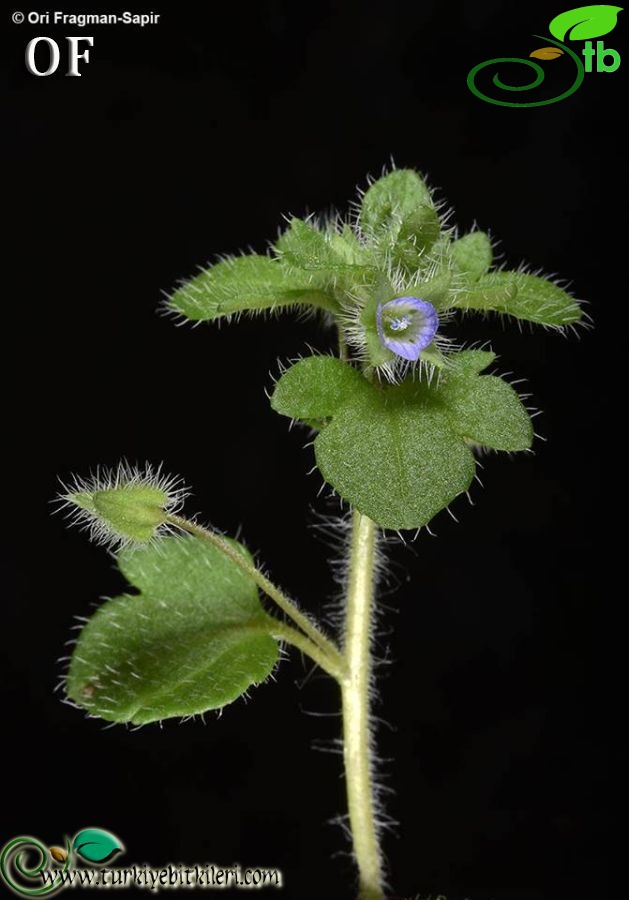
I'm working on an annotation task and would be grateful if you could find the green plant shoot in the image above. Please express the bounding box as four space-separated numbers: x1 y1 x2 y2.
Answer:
57 168 583 900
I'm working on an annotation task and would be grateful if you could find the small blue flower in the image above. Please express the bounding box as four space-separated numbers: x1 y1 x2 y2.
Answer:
376 296 439 361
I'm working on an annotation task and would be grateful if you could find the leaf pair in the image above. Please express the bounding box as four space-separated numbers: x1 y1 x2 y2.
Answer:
167 170 442 327
271 353 533 530
167 171 443 324
168 169 581 334
66 535 278 725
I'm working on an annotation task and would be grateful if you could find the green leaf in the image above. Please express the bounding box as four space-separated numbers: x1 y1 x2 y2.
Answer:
440 371 533 451
273 219 375 294
272 357 533 530
315 383 476 530
66 536 279 725
452 271 582 326
448 349 496 375
390 207 442 270
549 5 622 41
358 170 441 267
329 225 366 262
168 254 335 322
271 355 367 420
72 829 123 864
275 218 364 271
451 232 493 281
411 268 456 310
359 170 432 232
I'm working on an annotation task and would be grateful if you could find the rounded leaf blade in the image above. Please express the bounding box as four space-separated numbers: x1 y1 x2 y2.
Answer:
314 384 476 530
66 536 279 725
451 232 493 281
271 355 368 421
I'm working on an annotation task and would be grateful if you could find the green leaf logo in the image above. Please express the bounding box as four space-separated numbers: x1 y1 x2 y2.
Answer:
549 5 623 41
72 829 123 864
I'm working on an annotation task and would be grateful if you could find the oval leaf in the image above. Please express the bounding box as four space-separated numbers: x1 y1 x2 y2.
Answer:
450 232 493 281
315 386 476 530
273 219 375 294
66 536 279 725
549 5 622 41
275 219 366 271
359 169 433 233
530 47 565 59
358 169 441 270
72 829 122 864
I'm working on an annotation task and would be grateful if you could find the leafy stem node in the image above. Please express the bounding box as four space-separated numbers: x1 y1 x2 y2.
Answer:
165 513 344 674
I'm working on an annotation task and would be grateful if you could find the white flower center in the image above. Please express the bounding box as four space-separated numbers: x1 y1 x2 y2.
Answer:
389 315 411 332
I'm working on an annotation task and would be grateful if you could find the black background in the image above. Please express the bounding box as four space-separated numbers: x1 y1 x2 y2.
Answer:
3 2 617 898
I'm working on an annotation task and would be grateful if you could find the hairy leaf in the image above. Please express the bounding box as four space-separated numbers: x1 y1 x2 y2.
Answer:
452 271 581 326
315 384 476 530
389 207 442 270
169 254 335 322
359 170 432 231
359 169 441 266
451 232 492 281
273 218 375 296
275 218 365 271
272 355 367 420
272 356 532 529
440 370 533 451
410 269 456 310
448 349 496 375
66 536 278 725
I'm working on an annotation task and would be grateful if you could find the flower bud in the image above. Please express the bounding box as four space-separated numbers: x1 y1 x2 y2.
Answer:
58 463 185 550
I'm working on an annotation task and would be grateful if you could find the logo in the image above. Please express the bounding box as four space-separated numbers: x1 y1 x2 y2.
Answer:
468 4 622 106
0 828 124 895
0 829 283 895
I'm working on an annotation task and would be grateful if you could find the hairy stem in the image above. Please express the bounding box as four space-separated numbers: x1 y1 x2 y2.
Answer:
166 513 343 672
338 329 349 362
341 511 384 900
